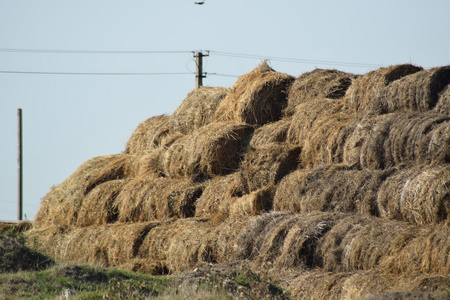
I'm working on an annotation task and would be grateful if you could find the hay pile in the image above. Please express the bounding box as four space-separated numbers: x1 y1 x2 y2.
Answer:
30 62 450 299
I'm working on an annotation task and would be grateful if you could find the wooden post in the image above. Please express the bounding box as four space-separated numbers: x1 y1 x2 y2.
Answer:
17 108 23 221
194 51 209 88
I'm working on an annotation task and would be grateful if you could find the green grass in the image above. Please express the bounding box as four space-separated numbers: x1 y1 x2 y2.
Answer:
0 264 171 300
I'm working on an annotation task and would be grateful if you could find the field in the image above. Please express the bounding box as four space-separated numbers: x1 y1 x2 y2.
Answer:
2 62 450 299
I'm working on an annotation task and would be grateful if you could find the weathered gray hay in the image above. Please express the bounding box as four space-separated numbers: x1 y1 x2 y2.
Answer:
161 135 190 179
248 117 292 148
194 172 244 219
214 61 295 125
170 86 230 134
434 83 450 114
115 176 204 222
345 64 422 113
239 144 301 192
377 165 450 225
76 179 130 227
186 122 254 181
358 112 450 168
228 185 276 218
374 66 450 113
286 98 354 167
34 154 128 228
273 165 396 217
283 69 358 117
125 115 172 154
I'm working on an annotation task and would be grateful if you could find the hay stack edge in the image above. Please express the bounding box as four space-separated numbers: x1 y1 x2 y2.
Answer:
30 62 450 299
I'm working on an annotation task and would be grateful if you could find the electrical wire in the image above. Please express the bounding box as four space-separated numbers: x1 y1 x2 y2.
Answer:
0 70 194 76
0 48 192 54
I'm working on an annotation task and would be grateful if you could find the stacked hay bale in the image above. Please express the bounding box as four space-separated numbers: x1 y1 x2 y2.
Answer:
29 62 450 298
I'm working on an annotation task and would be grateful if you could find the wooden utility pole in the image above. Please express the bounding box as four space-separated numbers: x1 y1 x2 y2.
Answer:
194 51 209 88
17 108 23 221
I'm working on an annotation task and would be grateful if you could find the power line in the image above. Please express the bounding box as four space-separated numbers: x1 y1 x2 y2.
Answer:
209 51 382 69
0 48 192 54
0 70 194 76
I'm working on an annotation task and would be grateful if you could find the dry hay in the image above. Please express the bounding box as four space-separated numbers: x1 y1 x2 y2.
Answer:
161 135 190 179
341 112 450 169
316 214 450 275
284 269 450 300
194 172 244 219
239 144 301 192
377 164 450 225
273 165 396 217
345 64 422 113
125 115 172 154
228 185 276 218
129 149 165 178
434 83 450 114
286 98 354 167
115 176 204 223
374 66 450 114
76 179 130 227
214 61 295 126
34 154 129 228
170 86 229 134
248 117 292 148
28 222 159 270
283 69 358 117
186 122 254 181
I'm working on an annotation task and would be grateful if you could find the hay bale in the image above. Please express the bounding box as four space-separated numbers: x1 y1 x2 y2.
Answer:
186 122 254 180
130 150 165 178
283 69 357 117
194 172 244 219
228 185 275 218
214 61 295 125
34 154 128 228
76 179 130 227
248 117 292 148
286 98 354 167
273 165 397 217
375 66 450 113
434 83 450 114
377 165 450 225
162 135 190 179
115 176 203 222
170 86 229 134
240 144 301 192
125 115 172 154
345 64 422 113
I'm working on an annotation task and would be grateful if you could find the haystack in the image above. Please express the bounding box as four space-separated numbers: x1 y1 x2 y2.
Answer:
283 69 357 117
129 149 165 178
434 83 450 114
240 144 301 192
345 64 422 113
228 185 275 218
273 165 396 217
34 154 129 228
214 61 294 125
377 165 450 225
194 172 244 219
162 135 190 179
186 122 254 181
375 66 450 113
248 117 292 148
125 115 172 154
170 86 229 134
115 176 204 222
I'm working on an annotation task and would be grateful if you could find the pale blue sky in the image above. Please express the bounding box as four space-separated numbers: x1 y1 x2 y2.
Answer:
1 0 449 221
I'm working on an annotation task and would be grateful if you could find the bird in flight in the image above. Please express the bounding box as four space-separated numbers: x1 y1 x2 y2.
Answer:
195 1 205 4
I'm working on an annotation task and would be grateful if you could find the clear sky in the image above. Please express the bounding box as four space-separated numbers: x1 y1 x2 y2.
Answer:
1 0 449 221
